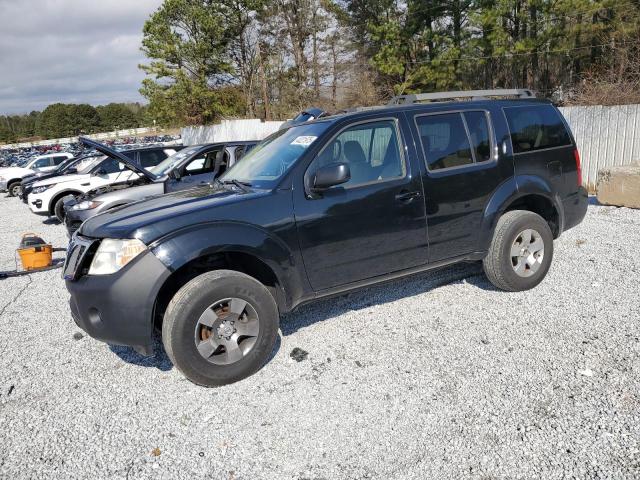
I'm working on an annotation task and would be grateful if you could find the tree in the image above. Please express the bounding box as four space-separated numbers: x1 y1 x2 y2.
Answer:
139 0 248 125
96 103 140 130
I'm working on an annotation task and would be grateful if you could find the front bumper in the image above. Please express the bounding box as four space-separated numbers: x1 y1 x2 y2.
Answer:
28 195 48 214
66 248 171 354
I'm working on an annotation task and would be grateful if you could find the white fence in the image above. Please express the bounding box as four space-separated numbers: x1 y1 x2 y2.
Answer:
0 127 156 150
181 119 283 145
559 105 640 191
4 106 639 191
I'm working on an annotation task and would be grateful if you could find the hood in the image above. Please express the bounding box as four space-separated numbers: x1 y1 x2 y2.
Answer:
0 166 33 178
33 172 90 188
79 137 155 181
80 184 270 242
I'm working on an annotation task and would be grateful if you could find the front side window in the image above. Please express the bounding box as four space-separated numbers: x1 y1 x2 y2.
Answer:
504 104 572 153
33 158 51 168
415 111 493 171
310 119 405 187
53 156 68 165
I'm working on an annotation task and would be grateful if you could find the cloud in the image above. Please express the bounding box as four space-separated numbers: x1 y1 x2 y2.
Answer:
0 0 164 114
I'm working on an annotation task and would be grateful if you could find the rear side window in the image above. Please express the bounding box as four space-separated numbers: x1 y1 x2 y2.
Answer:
504 104 571 153
415 111 492 171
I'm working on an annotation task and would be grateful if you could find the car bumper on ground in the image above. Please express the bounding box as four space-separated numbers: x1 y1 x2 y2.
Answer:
65 247 171 355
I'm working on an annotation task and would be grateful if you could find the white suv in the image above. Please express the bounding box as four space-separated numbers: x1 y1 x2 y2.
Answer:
0 152 74 196
28 142 177 219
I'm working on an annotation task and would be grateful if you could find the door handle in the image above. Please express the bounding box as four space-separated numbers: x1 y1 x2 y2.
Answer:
395 190 421 203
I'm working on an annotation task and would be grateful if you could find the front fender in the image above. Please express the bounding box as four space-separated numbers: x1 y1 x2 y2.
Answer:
477 175 564 253
149 221 303 311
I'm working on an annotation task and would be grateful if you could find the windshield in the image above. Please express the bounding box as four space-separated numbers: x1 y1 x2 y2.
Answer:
150 146 202 177
220 122 330 188
77 155 105 174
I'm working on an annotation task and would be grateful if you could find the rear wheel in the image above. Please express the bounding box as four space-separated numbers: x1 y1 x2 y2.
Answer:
162 270 279 386
483 210 554 291
8 182 21 197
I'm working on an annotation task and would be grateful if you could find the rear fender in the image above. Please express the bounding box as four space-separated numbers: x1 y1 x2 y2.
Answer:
477 175 564 253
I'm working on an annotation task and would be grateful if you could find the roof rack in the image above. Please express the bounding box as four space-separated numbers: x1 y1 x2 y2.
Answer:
387 89 535 105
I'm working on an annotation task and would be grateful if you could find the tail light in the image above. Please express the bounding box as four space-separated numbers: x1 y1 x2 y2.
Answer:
573 149 582 187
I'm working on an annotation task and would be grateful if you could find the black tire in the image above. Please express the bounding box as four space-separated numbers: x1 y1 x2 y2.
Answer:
483 210 554 291
8 182 21 197
54 195 75 222
162 270 279 386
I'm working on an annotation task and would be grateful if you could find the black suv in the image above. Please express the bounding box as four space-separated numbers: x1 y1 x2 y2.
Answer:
64 90 588 386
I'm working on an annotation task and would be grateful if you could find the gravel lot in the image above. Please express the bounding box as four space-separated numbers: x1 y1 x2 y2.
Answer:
0 193 639 479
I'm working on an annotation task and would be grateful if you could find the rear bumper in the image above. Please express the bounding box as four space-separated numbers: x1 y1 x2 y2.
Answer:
562 186 589 233
66 250 171 353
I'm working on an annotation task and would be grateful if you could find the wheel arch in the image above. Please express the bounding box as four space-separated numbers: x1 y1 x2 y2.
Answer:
479 175 564 252
48 189 84 215
150 223 302 329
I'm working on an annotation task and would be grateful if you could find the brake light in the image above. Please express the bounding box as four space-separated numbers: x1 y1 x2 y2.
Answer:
574 149 582 187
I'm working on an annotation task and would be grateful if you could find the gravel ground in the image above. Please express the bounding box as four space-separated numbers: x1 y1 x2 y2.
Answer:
0 194 639 480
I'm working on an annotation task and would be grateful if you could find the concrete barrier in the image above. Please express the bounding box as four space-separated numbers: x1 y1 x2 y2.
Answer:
596 164 640 209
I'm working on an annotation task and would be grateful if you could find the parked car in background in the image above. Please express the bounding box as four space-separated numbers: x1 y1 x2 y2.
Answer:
0 152 74 196
64 140 257 236
28 141 180 221
20 153 101 203
64 89 588 387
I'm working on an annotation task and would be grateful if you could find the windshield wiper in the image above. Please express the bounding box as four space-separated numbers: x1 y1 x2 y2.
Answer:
222 179 252 192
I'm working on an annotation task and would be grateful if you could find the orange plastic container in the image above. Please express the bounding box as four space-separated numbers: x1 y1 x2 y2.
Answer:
17 233 53 271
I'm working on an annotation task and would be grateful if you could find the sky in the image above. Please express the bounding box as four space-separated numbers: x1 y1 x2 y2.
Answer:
0 0 164 115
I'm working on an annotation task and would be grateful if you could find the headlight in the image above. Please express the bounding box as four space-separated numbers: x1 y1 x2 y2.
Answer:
88 238 147 275
71 200 102 211
31 184 52 194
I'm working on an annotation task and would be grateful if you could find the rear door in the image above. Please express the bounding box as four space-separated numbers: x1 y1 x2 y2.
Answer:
294 115 428 291
407 107 513 262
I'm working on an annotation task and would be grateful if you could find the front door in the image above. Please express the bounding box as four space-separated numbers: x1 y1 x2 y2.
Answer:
294 117 428 291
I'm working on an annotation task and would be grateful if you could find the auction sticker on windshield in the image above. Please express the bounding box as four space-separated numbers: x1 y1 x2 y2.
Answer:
291 136 317 147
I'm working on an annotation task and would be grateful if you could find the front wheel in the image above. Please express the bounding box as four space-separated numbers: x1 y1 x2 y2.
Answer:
54 195 76 222
8 182 21 197
483 210 554 291
162 270 279 386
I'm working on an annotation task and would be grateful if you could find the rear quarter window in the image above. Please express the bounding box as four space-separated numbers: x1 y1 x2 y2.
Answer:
504 104 572 153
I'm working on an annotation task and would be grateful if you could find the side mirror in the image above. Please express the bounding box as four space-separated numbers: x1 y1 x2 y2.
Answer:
66 167 77 174
312 162 350 191
170 169 181 181
94 168 108 176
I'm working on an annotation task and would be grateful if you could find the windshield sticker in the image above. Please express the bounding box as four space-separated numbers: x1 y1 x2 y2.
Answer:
291 136 317 147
